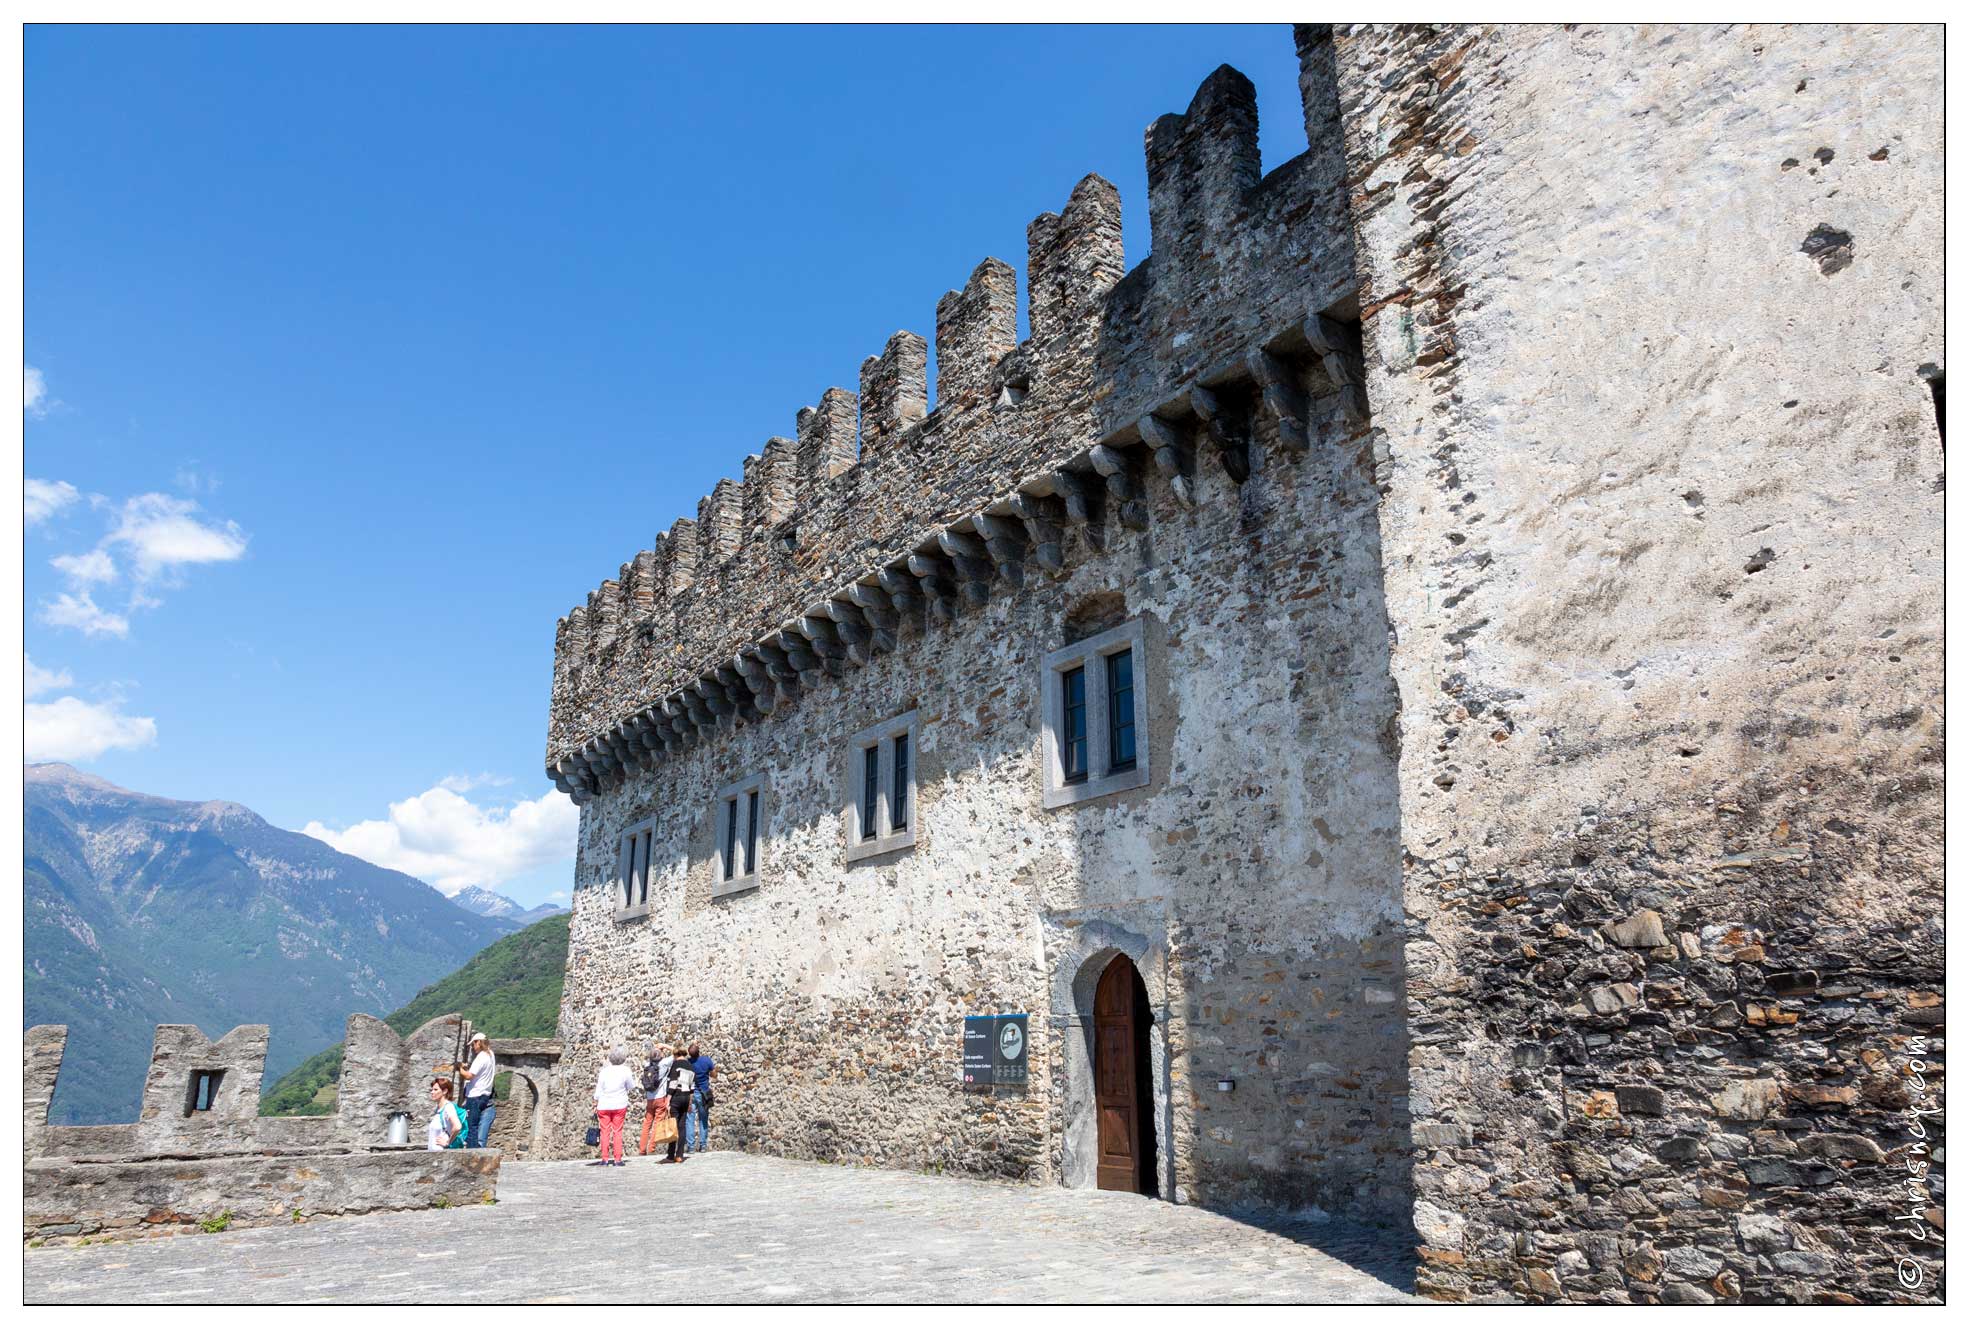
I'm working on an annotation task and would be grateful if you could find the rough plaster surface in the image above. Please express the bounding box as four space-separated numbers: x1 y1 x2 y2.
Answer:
1334 22 1943 1304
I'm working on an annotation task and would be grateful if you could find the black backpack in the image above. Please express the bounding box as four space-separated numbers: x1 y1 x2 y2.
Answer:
640 1058 663 1094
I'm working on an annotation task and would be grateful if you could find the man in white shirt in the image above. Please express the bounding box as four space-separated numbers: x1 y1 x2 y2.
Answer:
461 1032 497 1148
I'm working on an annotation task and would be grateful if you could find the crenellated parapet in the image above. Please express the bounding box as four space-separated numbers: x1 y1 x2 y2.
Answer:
22 1017 545 1242
25 1014 559 1162
545 26 1367 793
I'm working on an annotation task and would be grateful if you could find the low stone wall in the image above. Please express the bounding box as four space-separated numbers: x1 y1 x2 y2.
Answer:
24 1148 501 1245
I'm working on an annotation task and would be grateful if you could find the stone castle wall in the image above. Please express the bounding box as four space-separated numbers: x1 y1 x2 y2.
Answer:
550 394 1409 1216
546 30 1416 1224
1332 23 1944 1303
543 22 1943 1304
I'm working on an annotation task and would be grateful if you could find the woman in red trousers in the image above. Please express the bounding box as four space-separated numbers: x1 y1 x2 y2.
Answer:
591 1043 634 1166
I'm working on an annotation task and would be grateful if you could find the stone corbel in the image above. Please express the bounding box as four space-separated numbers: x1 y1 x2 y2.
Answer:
876 566 926 631
935 529 996 607
1052 468 1107 552
609 721 645 772
1087 444 1149 530
971 513 1030 588
1304 313 1369 424
1137 414 1196 509
754 640 803 698
695 676 736 726
1006 493 1067 573
714 664 754 722
733 652 778 716
844 583 901 653
796 614 849 676
581 739 616 788
905 551 963 621
1187 383 1250 483
659 697 696 747
599 727 630 774
822 598 877 668
774 626 825 689
681 685 718 731
1247 347 1310 454
638 708 675 753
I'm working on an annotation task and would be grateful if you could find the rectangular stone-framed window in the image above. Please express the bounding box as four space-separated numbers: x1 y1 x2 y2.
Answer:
712 773 766 897
845 709 919 863
1041 618 1150 809
611 816 656 921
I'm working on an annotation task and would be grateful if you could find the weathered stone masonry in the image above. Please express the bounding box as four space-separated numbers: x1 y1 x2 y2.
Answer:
1332 23 1943 1305
545 24 1941 1304
22 1016 530 1243
545 29 1410 1226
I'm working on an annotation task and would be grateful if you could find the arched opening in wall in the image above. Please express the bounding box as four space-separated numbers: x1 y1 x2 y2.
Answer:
1063 590 1128 645
1093 954 1158 1196
487 1070 544 1158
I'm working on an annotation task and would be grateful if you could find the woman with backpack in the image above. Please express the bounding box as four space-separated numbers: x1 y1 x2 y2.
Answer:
662 1045 695 1163
425 1076 465 1151
637 1042 674 1156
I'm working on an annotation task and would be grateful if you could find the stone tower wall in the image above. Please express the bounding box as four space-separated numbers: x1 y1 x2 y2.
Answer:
1332 23 1944 1303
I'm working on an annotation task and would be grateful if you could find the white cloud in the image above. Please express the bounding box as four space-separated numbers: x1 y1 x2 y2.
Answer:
437 771 514 794
39 591 131 638
303 785 579 895
35 490 248 636
548 890 569 902
25 655 73 698
26 694 158 762
24 477 80 525
174 464 220 495
52 548 117 585
25 365 48 416
106 493 248 583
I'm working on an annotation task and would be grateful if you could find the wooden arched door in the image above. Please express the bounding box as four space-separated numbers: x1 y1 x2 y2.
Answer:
1094 954 1154 1194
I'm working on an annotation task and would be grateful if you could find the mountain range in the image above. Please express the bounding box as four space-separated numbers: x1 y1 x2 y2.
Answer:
451 883 565 927
24 762 561 1125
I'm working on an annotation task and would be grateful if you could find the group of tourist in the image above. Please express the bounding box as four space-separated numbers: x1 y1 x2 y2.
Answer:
419 1031 717 1165
590 1040 714 1166
425 1031 500 1151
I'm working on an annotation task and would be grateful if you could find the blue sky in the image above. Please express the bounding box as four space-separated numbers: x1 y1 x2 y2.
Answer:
24 24 1310 907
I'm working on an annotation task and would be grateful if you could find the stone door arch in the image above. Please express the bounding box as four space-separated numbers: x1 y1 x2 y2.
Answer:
1051 921 1174 1200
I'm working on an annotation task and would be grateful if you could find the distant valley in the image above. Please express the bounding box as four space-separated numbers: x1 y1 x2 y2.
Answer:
24 763 562 1124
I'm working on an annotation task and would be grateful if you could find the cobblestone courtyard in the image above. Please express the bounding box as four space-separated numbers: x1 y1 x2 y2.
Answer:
26 1151 1418 1303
